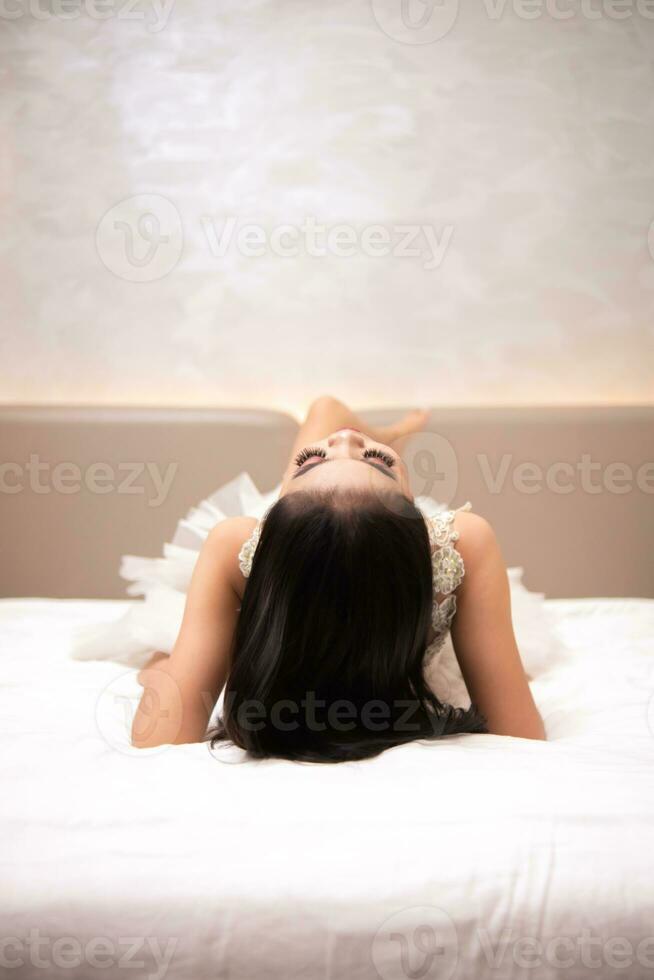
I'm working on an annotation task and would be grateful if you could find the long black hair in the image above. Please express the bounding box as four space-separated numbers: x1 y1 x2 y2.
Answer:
207 488 487 762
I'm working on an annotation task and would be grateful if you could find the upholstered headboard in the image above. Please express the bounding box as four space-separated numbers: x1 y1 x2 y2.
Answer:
361 406 653 600
0 405 651 599
0 407 297 600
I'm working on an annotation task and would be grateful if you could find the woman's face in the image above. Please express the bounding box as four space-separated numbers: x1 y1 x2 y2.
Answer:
280 429 413 500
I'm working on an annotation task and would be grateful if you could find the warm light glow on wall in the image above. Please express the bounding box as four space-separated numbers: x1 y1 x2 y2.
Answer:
1 4 652 408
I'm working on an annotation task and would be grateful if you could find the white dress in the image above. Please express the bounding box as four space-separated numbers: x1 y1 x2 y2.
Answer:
72 472 558 708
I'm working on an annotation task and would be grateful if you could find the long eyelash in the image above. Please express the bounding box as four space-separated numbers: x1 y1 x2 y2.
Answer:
363 448 395 468
294 446 327 467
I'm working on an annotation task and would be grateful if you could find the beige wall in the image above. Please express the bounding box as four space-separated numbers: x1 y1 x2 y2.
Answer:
0 1 653 412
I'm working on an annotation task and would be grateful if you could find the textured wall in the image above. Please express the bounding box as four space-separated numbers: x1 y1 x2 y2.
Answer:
0 0 652 413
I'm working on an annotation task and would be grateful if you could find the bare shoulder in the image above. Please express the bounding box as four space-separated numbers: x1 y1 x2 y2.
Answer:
203 516 258 596
453 509 503 568
206 515 258 549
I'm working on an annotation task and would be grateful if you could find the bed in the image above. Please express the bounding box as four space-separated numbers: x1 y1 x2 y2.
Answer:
2 595 654 979
1 405 653 979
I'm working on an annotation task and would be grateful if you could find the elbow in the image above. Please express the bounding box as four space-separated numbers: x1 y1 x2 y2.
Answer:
485 708 547 741
130 664 183 749
516 712 547 741
130 712 167 749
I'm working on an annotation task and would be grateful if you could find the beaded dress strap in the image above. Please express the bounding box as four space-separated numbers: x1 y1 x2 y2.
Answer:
423 501 472 663
237 521 262 578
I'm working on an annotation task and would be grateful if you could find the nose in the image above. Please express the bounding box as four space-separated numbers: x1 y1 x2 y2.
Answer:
327 428 366 451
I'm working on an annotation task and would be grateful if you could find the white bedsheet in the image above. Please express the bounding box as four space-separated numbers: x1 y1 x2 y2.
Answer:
1 597 654 980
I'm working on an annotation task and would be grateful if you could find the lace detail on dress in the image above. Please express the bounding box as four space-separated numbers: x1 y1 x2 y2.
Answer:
424 501 472 664
238 521 262 578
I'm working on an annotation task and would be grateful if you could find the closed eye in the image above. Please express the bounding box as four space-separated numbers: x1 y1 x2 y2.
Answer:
362 448 395 468
294 446 327 467
291 457 397 481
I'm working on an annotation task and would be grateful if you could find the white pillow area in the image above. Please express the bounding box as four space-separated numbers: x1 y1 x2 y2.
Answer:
72 473 565 706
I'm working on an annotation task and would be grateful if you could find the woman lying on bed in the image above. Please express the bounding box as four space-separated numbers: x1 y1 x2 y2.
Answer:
133 396 544 759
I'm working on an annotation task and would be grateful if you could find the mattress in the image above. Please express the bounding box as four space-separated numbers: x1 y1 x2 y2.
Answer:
1 596 653 980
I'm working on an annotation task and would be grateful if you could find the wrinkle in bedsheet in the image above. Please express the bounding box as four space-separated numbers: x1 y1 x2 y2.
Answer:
1 597 653 979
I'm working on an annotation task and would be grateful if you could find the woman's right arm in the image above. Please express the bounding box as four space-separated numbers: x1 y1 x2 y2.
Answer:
451 512 546 740
131 516 254 748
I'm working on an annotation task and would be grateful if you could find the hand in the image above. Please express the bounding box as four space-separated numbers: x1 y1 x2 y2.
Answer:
370 408 430 449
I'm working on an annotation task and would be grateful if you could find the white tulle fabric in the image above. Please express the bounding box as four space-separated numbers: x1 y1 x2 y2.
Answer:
71 472 561 708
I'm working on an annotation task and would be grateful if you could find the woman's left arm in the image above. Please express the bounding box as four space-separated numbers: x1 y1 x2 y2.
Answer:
131 517 252 748
451 512 546 740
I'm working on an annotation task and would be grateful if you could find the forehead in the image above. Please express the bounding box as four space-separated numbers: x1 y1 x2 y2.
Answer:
290 458 378 486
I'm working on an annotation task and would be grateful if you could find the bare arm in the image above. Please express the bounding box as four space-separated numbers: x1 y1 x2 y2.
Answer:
451 512 546 740
131 516 254 748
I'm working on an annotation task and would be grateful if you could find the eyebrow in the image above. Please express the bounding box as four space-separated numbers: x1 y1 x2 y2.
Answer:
291 458 397 481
